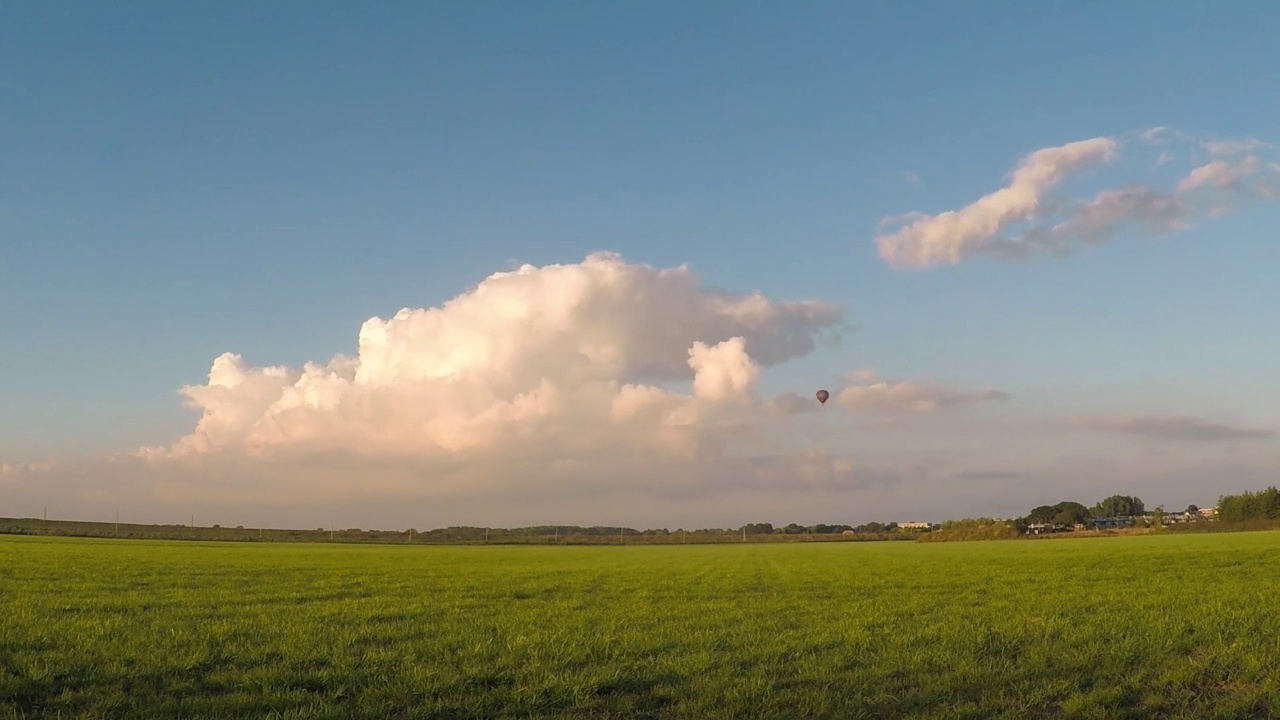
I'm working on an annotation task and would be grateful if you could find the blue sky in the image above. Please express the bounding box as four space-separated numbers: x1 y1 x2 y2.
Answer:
4 2 1280 527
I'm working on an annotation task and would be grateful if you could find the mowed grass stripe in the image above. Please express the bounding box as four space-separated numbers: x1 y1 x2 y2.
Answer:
3 533 1280 719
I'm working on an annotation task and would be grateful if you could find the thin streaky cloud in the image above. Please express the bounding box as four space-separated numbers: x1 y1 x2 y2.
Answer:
1068 415 1277 443
875 127 1280 269
836 370 1010 414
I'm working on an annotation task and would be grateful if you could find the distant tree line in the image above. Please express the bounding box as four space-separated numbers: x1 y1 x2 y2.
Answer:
976 484 1280 538
918 518 1020 542
738 521 903 535
1216 486 1280 523
1014 486 1280 529
0 517 920 546
26 487 1278 548
912 494 1163 543
1018 494 1148 527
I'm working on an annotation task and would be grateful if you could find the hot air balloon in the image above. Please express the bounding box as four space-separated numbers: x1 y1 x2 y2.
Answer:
815 389 829 405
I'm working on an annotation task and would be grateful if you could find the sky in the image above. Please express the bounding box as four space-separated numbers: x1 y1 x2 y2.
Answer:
4 2 1280 531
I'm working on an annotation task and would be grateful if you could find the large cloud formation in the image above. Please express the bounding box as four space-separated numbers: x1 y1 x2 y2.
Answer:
876 128 1280 269
142 252 848 465
7 249 1272 527
5 252 1020 527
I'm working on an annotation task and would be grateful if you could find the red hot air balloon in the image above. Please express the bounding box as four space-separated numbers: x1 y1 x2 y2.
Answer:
816 389 829 405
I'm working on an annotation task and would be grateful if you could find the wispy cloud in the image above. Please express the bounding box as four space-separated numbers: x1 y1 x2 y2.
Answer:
1068 415 1277 443
836 371 1009 414
875 127 1280 269
1203 138 1272 156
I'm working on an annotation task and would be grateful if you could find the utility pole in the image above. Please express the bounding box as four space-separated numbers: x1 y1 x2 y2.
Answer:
115 511 119 536
619 526 623 544
743 527 747 542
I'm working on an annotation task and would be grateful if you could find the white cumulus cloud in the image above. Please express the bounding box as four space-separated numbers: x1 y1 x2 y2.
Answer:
135 253 849 476
875 128 1280 269
3 255 1017 527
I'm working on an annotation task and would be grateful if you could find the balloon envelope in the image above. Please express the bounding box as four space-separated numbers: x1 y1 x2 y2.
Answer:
816 389 829 405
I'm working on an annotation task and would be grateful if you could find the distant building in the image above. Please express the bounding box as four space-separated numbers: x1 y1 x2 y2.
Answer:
1198 507 1219 518
898 521 931 530
1090 516 1132 530
1027 522 1072 534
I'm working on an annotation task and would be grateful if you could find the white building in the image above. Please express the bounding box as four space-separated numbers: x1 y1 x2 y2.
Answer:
898 521 931 529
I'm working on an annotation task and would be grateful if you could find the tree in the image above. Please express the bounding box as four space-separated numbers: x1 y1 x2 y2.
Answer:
1053 502 1091 526
1026 505 1057 524
1023 501 1089 526
1092 495 1145 518
1186 504 1199 514
1217 486 1280 523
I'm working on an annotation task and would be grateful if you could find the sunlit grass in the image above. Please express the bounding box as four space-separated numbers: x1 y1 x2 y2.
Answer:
4 532 1280 718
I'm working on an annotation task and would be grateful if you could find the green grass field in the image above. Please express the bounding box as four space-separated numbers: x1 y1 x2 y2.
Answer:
4 532 1280 719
